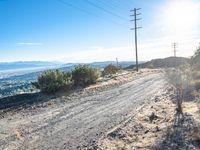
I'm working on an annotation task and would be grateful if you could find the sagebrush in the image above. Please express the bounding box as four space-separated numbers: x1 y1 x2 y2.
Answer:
72 65 100 87
33 70 72 93
103 64 119 76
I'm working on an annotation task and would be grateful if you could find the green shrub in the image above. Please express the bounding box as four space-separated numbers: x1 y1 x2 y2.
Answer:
72 65 100 87
32 70 72 93
103 64 119 76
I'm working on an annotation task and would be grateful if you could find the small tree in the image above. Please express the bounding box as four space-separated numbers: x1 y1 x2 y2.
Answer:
32 70 72 94
72 65 100 87
103 64 119 76
165 67 193 114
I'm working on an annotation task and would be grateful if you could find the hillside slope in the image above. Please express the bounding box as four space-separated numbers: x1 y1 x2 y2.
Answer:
0 70 165 150
126 57 189 69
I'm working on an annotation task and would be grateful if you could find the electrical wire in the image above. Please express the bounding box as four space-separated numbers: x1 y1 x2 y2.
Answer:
95 0 122 10
57 0 128 27
85 0 129 22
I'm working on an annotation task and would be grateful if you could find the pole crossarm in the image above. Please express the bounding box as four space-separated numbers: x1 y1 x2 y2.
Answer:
130 8 141 12
130 18 142 21
130 13 142 16
130 27 142 30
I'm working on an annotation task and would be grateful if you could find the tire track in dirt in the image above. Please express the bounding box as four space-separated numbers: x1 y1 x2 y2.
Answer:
0 73 167 150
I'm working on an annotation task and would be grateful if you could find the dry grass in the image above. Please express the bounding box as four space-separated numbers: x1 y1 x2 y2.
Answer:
97 88 200 150
97 88 176 150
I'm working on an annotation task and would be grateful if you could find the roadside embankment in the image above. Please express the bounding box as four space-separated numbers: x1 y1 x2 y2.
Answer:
97 86 200 150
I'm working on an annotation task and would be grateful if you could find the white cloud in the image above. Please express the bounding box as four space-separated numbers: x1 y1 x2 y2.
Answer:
57 31 199 63
17 42 43 46
59 46 133 63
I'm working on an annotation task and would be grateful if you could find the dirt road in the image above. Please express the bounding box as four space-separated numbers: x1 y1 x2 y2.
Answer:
0 73 167 150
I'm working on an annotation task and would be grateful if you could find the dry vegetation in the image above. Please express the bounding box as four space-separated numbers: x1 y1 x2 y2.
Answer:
97 47 200 150
97 86 200 150
97 86 176 150
33 65 101 93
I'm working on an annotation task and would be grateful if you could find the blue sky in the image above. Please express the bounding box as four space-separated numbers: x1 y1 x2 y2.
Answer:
0 0 200 63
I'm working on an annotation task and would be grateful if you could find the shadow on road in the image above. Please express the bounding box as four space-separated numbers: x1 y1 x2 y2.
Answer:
0 92 56 110
0 87 84 112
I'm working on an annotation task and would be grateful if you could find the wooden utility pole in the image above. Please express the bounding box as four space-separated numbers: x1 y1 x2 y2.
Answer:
130 8 142 72
116 58 119 68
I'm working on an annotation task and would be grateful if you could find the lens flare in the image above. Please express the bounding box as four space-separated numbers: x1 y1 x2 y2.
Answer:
163 0 200 34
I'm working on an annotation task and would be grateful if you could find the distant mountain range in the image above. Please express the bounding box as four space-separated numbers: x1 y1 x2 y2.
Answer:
0 61 61 71
0 61 138 72
3 58 187 73
62 61 138 69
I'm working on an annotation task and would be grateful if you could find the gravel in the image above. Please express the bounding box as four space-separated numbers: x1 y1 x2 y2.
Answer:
0 73 167 150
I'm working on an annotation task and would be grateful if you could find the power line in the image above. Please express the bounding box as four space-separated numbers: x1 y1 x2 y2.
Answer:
129 0 136 3
95 0 122 10
85 0 129 22
111 0 131 7
57 0 128 27
130 8 142 72
109 0 129 9
58 0 99 18
124 0 136 6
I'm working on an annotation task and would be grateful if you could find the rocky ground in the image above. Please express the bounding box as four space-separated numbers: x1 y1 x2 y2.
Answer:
97 87 200 150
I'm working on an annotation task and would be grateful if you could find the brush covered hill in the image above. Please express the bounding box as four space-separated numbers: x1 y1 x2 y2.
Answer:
126 57 190 69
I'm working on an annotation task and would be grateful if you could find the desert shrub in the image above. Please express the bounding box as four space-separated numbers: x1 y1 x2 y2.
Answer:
147 64 154 69
165 68 193 114
103 64 119 76
72 65 100 87
166 65 193 88
191 47 200 70
32 70 72 93
192 71 200 80
193 90 200 103
193 80 200 91
166 69 185 87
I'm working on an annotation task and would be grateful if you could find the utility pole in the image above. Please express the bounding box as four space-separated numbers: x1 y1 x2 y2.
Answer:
116 58 119 68
172 42 178 57
130 8 142 72
172 42 178 67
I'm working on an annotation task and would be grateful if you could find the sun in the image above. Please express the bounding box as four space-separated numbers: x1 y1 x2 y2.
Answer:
163 0 200 34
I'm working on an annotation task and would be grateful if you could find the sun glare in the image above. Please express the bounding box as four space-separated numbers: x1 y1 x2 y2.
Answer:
163 0 200 34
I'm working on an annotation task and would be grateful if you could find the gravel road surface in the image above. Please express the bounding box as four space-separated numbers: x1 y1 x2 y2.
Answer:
0 73 167 150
